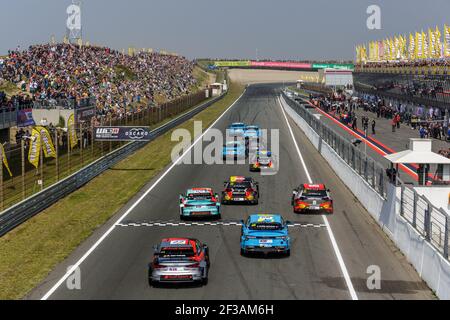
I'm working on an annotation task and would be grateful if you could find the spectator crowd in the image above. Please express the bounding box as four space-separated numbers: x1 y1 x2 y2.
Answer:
310 91 450 142
0 43 197 118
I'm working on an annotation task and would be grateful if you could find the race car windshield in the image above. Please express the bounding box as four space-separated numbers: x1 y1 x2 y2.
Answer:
187 193 211 200
303 189 327 197
228 182 251 189
159 248 195 257
249 223 283 230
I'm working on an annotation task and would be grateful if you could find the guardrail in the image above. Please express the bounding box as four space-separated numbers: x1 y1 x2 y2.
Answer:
284 89 450 261
0 93 226 237
400 184 449 259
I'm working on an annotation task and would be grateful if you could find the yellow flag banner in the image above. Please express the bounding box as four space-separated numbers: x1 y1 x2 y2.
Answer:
445 25 450 57
68 114 78 149
0 143 12 177
36 126 56 158
409 34 415 60
435 26 442 58
28 128 41 169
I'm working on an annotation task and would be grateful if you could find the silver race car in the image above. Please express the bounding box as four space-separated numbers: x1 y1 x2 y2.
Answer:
148 238 210 286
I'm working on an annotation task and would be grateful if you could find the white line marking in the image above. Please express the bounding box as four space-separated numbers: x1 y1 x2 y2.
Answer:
278 95 359 301
40 88 247 300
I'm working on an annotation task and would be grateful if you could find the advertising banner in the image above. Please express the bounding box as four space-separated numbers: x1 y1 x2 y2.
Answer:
28 128 41 168
94 126 152 141
75 106 95 123
0 143 12 176
213 61 251 67
312 63 355 70
36 126 56 158
68 114 78 149
17 108 35 127
250 61 312 69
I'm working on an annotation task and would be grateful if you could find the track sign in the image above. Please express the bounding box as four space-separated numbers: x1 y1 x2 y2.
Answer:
94 126 151 141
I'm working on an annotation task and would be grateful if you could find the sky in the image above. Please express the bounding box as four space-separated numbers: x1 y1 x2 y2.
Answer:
0 0 449 60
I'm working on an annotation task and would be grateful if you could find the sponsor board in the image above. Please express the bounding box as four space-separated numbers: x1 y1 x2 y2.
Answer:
250 61 312 69
213 60 251 67
94 126 151 141
312 63 355 70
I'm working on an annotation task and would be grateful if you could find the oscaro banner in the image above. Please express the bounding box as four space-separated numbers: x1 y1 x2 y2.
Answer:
213 60 251 67
94 126 151 141
312 63 355 70
250 61 312 69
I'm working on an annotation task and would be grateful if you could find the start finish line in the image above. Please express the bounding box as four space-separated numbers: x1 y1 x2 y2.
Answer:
94 126 152 141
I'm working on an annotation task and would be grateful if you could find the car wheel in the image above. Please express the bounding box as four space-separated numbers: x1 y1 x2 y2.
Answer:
216 214 221 220
285 250 291 257
202 277 209 286
240 248 246 256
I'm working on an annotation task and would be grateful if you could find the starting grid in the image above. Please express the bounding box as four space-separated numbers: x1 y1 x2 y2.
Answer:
116 220 326 228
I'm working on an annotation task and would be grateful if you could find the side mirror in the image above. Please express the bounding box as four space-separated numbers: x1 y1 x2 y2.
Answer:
286 220 292 225
240 219 245 225
152 245 158 252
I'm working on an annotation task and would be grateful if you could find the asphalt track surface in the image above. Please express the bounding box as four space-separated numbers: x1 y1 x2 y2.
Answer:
31 84 434 300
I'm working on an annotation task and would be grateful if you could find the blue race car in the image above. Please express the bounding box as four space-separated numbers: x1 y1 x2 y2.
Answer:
179 188 221 220
227 122 246 136
240 214 291 256
222 140 248 160
244 125 261 140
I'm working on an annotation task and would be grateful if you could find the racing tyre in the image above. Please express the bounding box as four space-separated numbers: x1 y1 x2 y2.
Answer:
285 250 291 257
240 248 246 256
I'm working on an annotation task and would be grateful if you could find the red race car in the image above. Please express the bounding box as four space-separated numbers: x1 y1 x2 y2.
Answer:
221 176 259 205
291 184 333 214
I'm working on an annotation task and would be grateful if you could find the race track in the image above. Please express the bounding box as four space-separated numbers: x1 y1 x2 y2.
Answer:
30 84 434 300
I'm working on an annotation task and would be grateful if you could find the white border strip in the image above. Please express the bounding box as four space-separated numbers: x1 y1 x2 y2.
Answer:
277 95 359 301
41 88 247 300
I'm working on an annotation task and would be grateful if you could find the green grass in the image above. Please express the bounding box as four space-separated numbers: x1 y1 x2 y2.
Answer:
0 80 20 97
0 81 244 300
114 64 137 81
